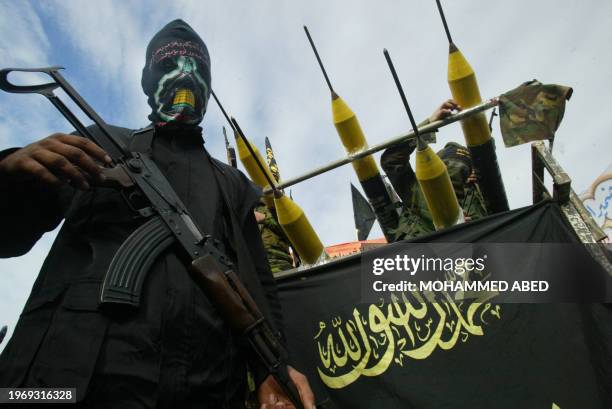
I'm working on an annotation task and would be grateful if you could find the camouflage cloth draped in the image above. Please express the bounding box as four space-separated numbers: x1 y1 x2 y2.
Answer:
381 125 487 242
499 79 573 147
256 204 294 274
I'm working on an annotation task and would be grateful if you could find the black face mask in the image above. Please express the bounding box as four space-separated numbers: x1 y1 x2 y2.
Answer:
141 19 211 126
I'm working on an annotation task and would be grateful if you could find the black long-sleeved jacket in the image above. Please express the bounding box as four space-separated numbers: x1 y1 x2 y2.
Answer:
0 125 283 407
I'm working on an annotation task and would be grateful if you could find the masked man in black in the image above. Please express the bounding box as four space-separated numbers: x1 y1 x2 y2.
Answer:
0 19 314 409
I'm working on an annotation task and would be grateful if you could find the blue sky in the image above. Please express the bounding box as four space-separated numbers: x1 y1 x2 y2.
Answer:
1 0 612 351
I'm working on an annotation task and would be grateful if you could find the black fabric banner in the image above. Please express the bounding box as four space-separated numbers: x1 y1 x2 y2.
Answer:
277 201 612 409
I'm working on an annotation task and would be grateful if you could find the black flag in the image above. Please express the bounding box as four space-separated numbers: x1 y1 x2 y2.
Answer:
277 200 612 408
351 183 376 241
265 136 281 183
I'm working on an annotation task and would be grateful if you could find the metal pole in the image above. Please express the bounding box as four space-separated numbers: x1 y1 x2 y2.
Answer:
263 97 498 194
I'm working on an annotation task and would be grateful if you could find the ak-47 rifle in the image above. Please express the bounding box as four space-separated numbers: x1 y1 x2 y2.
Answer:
0 66 305 409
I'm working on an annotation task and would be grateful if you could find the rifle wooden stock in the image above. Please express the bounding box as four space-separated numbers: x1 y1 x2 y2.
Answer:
189 256 304 409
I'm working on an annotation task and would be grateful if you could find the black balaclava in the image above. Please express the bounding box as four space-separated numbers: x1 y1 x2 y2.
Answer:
438 142 473 191
141 19 211 126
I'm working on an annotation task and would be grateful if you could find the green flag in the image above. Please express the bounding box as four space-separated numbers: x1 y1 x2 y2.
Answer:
499 79 573 147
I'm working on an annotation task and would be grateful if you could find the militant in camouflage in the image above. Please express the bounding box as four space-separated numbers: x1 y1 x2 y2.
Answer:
255 204 294 274
382 138 487 242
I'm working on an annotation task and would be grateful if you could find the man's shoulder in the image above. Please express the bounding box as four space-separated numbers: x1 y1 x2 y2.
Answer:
210 157 262 216
211 157 245 182
211 157 259 191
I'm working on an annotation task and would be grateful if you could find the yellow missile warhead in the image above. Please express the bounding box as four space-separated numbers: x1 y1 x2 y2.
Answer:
274 193 325 265
447 44 491 147
435 0 491 147
382 46 462 230
447 45 480 107
304 26 399 240
435 0 510 213
234 130 276 208
415 141 463 230
331 95 380 181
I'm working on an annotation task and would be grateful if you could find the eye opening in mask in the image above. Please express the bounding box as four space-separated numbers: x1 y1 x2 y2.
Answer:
159 58 177 73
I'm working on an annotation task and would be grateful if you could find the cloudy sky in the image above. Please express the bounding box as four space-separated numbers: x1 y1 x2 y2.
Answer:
1 0 611 351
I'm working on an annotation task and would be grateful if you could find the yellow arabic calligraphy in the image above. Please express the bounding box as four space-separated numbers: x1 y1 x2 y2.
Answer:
316 290 501 389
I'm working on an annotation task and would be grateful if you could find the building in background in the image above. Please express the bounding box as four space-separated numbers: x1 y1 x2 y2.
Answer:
580 163 612 241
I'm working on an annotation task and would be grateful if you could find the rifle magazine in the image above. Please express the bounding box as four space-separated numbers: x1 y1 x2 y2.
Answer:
100 215 174 307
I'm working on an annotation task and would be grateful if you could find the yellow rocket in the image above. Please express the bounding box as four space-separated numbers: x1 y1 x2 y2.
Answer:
415 138 464 229
384 48 463 230
332 95 381 182
274 192 324 264
437 0 509 213
234 129 276 209
305 26 399 241
447 45 491 146
231 118 325 265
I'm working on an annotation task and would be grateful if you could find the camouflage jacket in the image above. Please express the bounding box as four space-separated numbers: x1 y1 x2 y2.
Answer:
381 130 487 241
256 204 294 274
499 79 572 147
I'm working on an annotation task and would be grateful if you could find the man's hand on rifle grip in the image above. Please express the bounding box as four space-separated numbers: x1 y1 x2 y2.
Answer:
0 133 112 190
258 366 316 409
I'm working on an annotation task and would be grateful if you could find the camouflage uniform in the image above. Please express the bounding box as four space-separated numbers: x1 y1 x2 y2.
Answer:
381 122 486 242
499 79 573 147
255 204 294 274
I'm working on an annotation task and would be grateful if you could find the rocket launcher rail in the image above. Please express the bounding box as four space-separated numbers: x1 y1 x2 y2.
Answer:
262 97 498 193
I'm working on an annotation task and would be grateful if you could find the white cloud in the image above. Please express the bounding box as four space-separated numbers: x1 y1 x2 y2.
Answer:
0 1 49 66
0 230 58 354
0 0 59 148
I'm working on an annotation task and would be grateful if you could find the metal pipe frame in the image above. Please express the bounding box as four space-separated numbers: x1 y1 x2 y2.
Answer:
263 97 498 194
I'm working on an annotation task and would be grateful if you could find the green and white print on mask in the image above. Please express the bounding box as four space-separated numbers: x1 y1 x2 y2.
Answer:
153 56 209 125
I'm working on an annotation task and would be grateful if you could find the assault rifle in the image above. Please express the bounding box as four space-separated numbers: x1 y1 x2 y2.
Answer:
0 67 305 409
